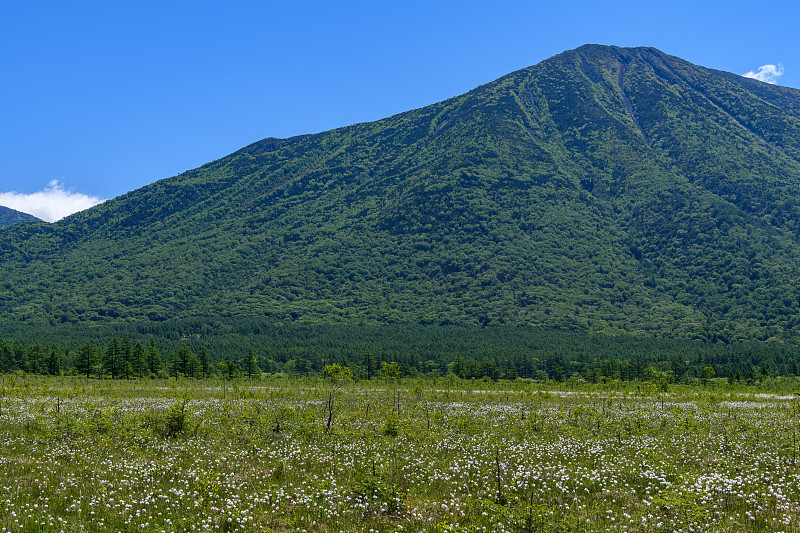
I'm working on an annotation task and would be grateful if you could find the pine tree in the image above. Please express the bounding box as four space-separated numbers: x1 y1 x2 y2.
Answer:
132 343 146 378
104 339 120 378
46 348 61 376
29 343 42 374
0 342 13 373
186 349 201 378
15 342 29 374
363 349 375 380
146 338 162 376
174 345 192 377
200 346 211 379
243 348 260 379
121 337 133 380
75 342 96 379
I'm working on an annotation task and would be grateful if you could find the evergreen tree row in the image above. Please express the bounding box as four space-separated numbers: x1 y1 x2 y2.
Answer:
2 328 799 386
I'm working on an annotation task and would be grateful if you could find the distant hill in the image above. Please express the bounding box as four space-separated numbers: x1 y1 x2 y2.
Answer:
2 44 800 342
0 205 41 228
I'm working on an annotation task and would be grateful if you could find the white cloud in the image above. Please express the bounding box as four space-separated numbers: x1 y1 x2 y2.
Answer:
743 64 785 84
0 180 104 222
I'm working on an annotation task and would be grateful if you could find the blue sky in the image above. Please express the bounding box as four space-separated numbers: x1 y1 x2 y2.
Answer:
1 0 797 221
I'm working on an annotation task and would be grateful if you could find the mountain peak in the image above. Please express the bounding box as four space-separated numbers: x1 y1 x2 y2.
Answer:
0 205 42 228
2 47 800 341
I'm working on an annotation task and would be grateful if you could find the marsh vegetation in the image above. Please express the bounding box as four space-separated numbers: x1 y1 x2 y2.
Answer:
1 375 800 531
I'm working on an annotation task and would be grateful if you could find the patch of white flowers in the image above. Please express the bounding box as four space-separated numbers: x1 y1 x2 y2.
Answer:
0 380 799 531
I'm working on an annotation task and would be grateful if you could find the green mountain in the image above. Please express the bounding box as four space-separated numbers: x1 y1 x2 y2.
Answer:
0 205 41 228
3 44 800 342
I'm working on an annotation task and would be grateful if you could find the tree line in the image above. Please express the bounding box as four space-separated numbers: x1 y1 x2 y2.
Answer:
0 337 264 380
2 327 799 386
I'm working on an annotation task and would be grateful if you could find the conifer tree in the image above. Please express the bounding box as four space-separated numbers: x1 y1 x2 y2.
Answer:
174 345 193 377
132 342 146 378
46 348 61 376
243 348 260 379
186 348 201 378
15 342 29 374
75 342 96 379
363 349 375 380
103 338 120 378
0 342 13 373
121 337 133 380
29 343 42 374
200 346 211 379
146 338 162 376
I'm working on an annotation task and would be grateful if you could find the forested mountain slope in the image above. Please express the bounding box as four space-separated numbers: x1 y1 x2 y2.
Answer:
3 44 800 342
0 206 40 228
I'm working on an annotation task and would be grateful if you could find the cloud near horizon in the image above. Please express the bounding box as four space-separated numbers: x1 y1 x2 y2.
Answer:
0 180 104 222
743 64 785 84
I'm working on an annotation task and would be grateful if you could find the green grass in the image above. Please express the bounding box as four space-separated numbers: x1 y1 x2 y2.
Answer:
1 375 800 531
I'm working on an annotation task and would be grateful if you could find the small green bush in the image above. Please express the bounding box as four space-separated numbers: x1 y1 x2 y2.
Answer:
144 396 194 438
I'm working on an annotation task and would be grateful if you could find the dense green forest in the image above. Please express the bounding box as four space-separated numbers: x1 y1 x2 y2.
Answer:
3 45 800 357
2 320 798 384
0 205 40 228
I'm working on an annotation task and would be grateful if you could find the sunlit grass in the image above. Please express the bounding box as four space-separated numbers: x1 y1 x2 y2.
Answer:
1 375 800 531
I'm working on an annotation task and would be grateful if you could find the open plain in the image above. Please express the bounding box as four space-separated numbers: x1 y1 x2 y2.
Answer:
1 376 799 532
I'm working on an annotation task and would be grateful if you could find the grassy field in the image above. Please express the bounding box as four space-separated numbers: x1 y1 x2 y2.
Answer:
1 375 800 532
